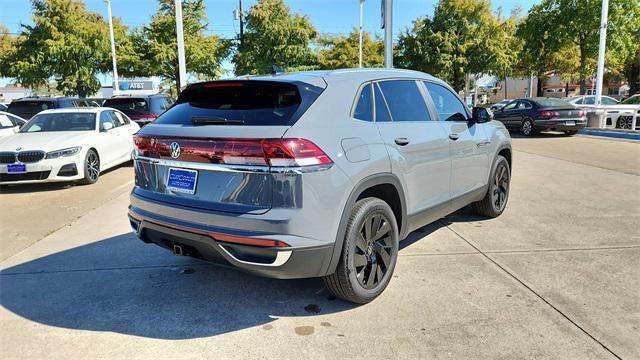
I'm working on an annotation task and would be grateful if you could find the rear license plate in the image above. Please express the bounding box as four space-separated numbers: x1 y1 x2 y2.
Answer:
565 121 576 126
166 167 198 195
7 164 26 173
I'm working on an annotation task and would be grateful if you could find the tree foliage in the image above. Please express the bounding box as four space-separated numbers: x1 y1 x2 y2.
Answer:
396 0 518 92
143 0 230 94
3 0 111 97
234 0 317 75
316 30 384 69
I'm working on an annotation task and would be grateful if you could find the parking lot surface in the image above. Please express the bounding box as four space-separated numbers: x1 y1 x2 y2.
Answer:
1 134 638 359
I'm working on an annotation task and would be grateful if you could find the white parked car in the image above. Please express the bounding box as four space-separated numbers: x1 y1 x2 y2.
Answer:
0 108 139 185
0 111 27 137
566 95 640 129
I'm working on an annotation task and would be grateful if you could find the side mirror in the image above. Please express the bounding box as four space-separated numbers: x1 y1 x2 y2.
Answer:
101 122 114 132
472 107 493 123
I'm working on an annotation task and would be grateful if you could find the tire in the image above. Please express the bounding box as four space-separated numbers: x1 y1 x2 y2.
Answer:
472 155 510 218
564 130 577 136
324 197 399 304
79 149 100 185
616 116 632 129
521 119 535 136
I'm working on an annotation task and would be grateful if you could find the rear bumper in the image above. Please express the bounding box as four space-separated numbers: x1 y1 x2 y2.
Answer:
128 204 335 279
534 118 587 131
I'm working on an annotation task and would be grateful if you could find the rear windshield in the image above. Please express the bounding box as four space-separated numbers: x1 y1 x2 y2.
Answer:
8 101 55 112
103 98 150 116
535 98 573 108
154 81 319 126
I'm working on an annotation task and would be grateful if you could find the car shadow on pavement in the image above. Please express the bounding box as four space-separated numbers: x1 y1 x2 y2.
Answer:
0 232 355 340
0 214 461 340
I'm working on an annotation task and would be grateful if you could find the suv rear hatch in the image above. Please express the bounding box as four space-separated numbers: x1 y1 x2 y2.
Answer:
7 100 55 119
103 97 156 124
133 80 327 215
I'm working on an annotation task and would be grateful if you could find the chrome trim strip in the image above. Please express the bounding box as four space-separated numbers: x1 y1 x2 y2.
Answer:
217 245 292 267
134 156 333 174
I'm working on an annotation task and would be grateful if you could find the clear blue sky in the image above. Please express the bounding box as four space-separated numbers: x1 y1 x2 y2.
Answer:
0 0 536 85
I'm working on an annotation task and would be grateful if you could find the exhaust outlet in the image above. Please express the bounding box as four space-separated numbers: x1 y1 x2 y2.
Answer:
173 244 184 256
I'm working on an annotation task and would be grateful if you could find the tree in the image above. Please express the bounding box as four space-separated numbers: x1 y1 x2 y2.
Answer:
0 24 18 77
3 0 111 97
234 0 317 75
143 0 230 95
316 29 384 69
539 0 640 94
396 0 517 92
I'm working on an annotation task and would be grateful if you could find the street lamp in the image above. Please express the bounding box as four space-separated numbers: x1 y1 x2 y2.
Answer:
175 0 187 91
594 0 608 114
105 0 119 96
382 0 393 68
359 0 364 68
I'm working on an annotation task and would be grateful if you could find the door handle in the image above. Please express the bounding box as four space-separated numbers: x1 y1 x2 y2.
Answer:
476 140 491 147
394 137 410 146
449 133 460 141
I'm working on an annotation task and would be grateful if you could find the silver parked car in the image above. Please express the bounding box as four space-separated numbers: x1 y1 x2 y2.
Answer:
128 69 513 303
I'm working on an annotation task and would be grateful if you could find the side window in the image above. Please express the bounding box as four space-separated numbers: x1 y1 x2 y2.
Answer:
7 114 25 126
113 111 130 125
503 101 518 111
424 82 468 121
602 97 617 105
583 97 595 105
517 101 531 109
99 111 115 130
151 97 171 114
377 80 431 122
352 83 373 121
0 114 13 128
373 83 392 122
110 111 126 127
574 98 583 104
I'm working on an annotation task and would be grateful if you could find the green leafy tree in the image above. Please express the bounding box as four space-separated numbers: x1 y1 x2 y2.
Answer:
234 0 317 75
316 29 384 69
3 0 111 97
0 24 18 77
539 0 640 94
396 0 517 92
143 0 231 95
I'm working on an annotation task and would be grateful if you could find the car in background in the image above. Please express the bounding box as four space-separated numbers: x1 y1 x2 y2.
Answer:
0 108 139 185
0 103 8 111
6 96 96 120
493 97 587 136
567 95 640 129
490 99 512 112
0 111 27 137
103 94 172 127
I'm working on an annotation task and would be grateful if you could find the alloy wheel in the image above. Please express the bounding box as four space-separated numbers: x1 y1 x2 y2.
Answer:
87 152 100 181
354 212 394 290
522 120 532 136
491 163 509 212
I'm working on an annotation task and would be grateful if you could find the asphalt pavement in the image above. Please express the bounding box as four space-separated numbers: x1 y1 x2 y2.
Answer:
1 134 638 359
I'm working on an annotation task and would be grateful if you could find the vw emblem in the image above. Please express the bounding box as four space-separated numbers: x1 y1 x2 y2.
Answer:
15 147 22 151
568 111 572 116
170 142 181 159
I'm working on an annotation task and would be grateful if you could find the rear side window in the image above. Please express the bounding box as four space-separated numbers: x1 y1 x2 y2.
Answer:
424 82 468 122
377 80 431 122
150 97 171 114
373 83 392 122
353 83 373 121
155 81 316 126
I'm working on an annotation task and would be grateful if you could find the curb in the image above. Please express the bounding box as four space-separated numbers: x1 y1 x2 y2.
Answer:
578 129 640 140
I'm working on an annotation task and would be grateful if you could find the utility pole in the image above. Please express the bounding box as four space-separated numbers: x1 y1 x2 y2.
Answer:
595 0 609 108
239 0 244 47
175 0 187 92
359 0 364 68
382 0 393 68
105 0 119 96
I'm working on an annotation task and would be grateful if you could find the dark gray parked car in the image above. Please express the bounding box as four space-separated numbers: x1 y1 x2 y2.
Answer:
128 69 513 303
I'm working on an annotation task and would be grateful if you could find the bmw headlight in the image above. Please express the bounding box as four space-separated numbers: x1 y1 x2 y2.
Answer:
46 147 82 159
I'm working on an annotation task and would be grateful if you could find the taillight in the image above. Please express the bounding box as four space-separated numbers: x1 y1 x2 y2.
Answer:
133 136 333 168
578 110 587 117
539 110 560 118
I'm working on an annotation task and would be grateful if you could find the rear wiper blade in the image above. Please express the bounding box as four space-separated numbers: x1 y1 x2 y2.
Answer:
191 116 245 125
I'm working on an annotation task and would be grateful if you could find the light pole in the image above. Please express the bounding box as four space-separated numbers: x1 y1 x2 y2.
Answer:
382 0 393 68
594 0 609 111
105 0 119 96
359 0 364 68
175 0 187 92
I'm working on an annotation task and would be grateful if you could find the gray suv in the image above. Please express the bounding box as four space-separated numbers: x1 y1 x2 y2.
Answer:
128 69 512 303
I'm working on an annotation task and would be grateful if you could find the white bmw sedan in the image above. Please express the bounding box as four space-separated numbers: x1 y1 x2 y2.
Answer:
0 107 140 185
